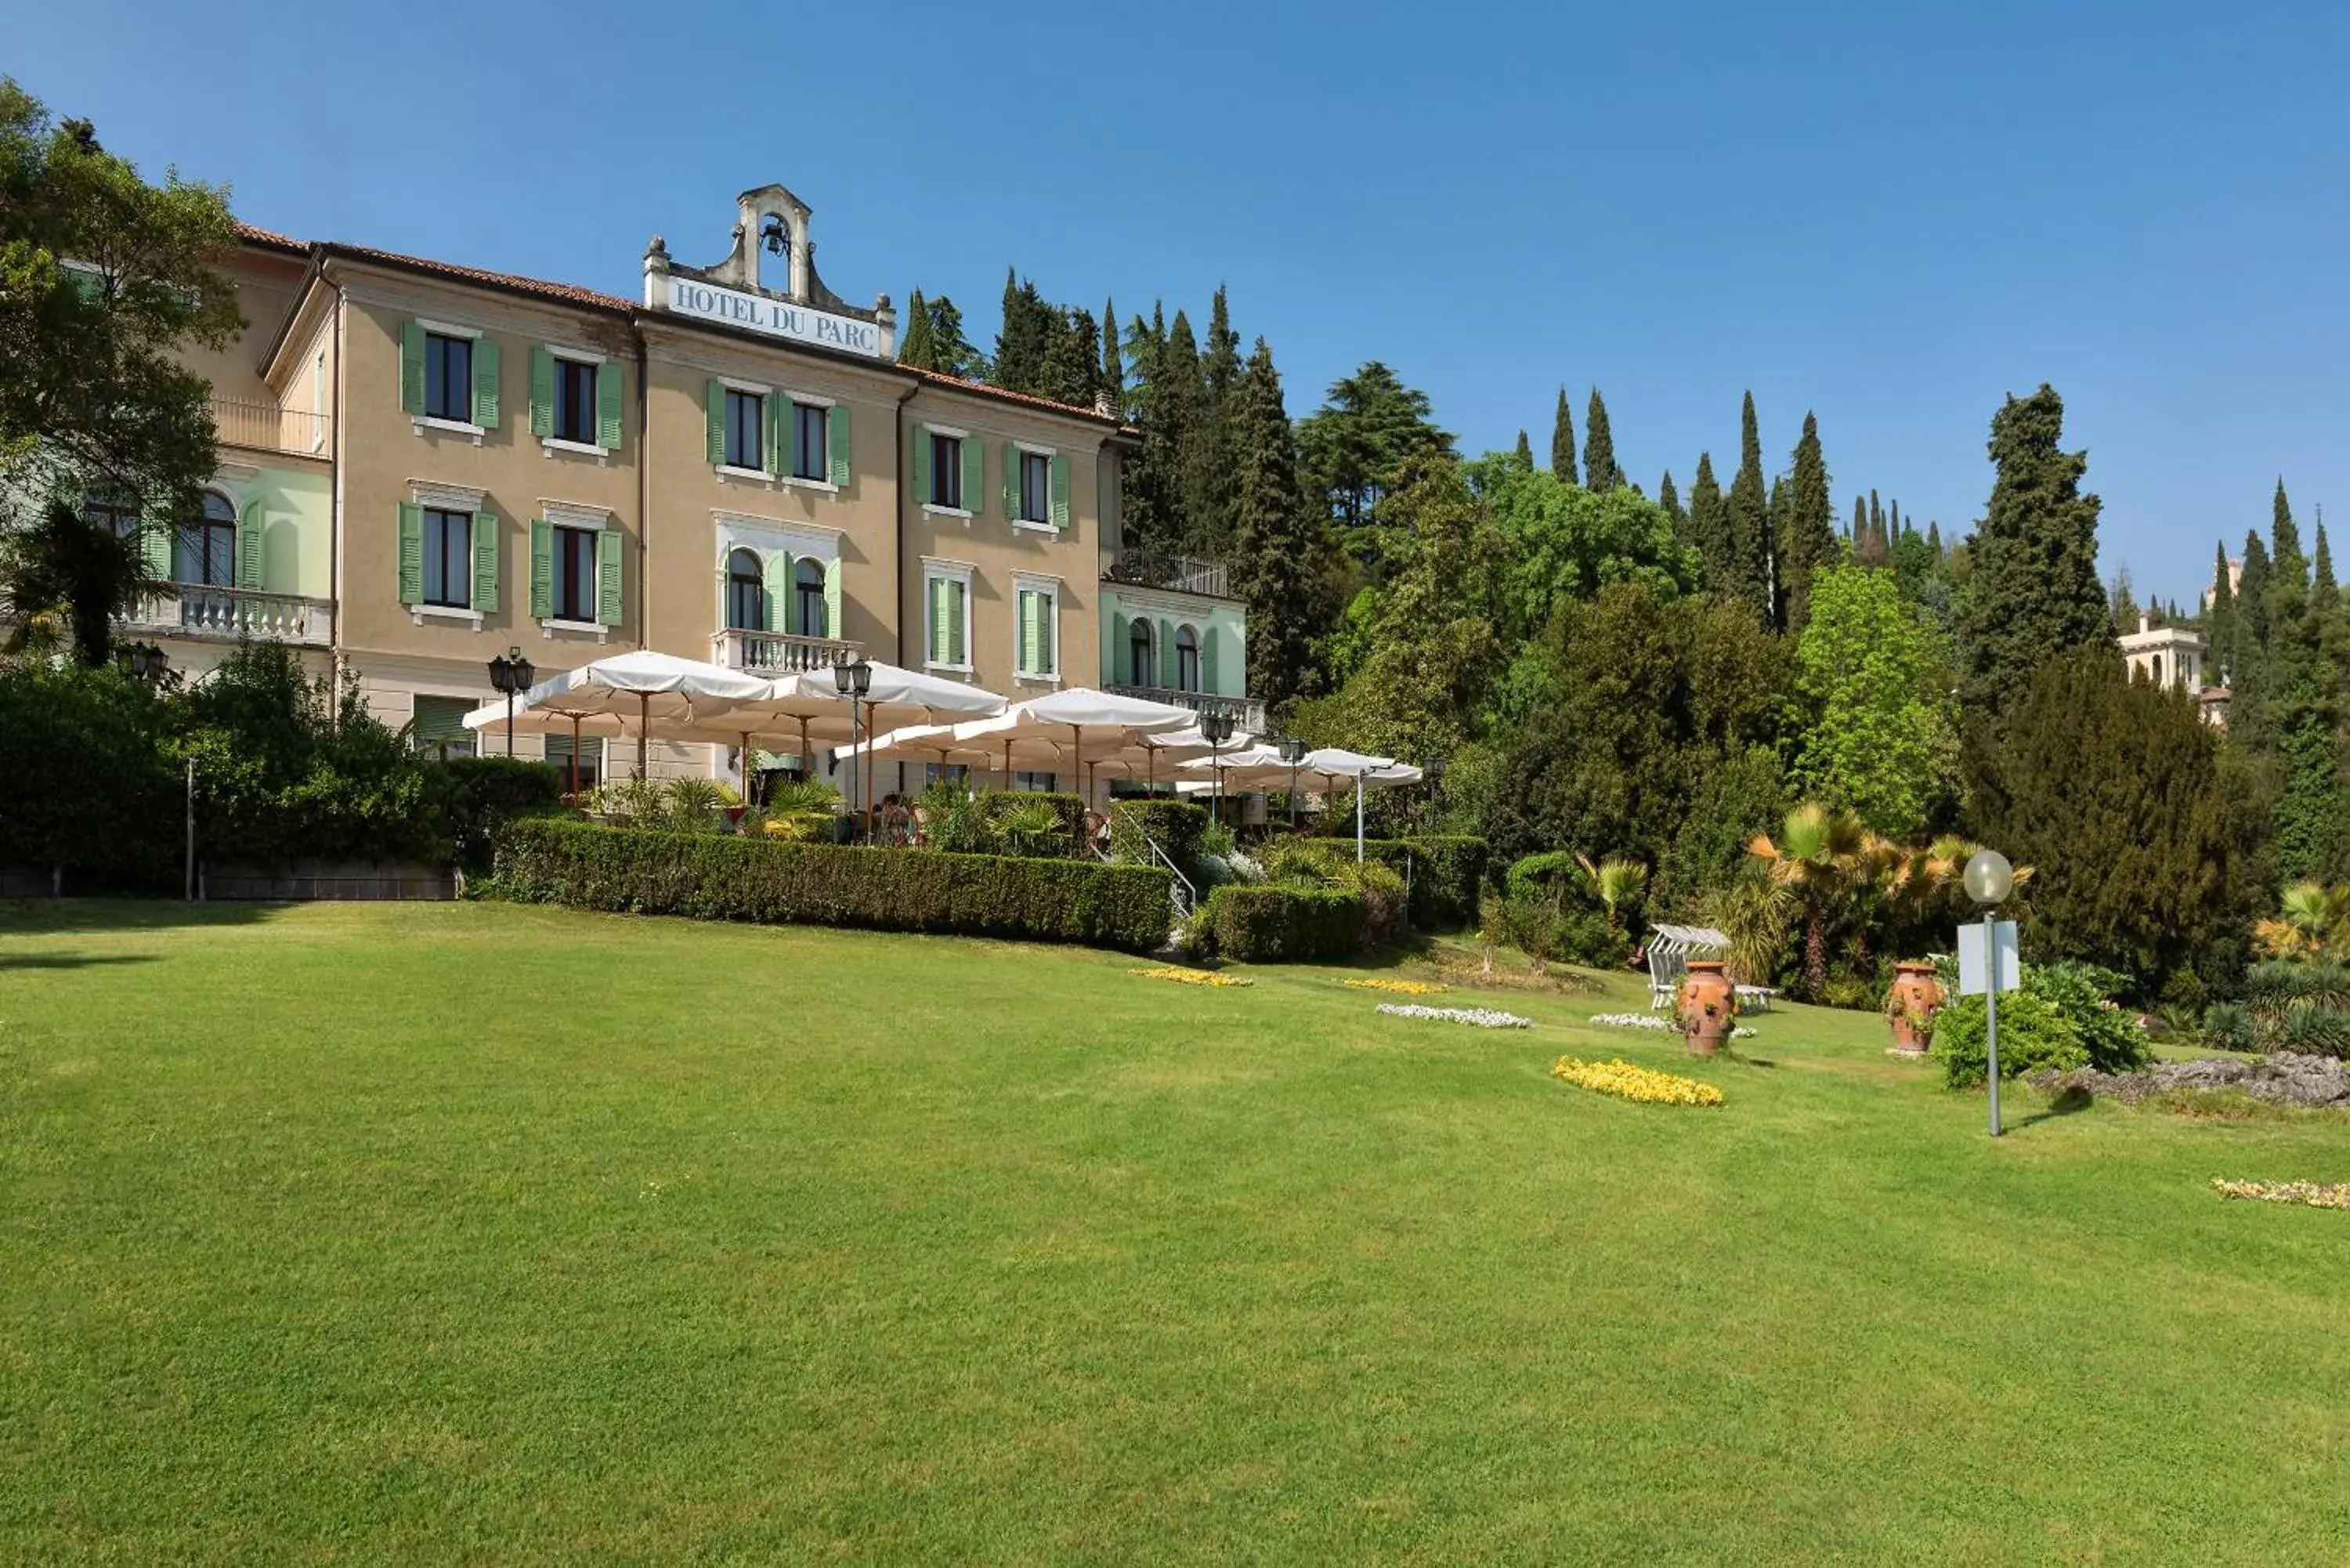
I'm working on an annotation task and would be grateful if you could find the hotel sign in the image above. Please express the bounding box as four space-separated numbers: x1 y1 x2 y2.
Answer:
663 276 884 358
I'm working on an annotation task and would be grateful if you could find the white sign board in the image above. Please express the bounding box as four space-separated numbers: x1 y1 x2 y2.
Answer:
1957 919 2019 995
663 276 886 358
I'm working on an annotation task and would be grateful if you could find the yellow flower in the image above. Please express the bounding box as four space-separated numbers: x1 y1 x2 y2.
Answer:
2211 1178 2350 1210
1550 1056 1724 1107
1130 966 1253 988
1343 977 1448 995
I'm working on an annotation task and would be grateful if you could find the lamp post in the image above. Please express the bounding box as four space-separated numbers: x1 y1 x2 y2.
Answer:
1278 737 1307 833
486 646 534 758
1199 709 1235 826
833 652 873 840
1964 848 2016 1137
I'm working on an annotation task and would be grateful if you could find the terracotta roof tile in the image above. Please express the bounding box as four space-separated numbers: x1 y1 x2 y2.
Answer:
235 222 306 252
326 241 636 314
909 366 1121 425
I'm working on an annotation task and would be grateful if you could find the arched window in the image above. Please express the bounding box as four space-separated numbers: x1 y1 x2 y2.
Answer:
1129 619 1154 687
726 548 765 631
1175 624 1200 692
795 558 828 638
2149 652 2164 686
177 493 236 587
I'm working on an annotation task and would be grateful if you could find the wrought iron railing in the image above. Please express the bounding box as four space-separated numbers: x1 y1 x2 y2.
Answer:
121 584 333 645
211 397 331 457
1102 550 1229 598
710 628 863 673
1106 684 1265 733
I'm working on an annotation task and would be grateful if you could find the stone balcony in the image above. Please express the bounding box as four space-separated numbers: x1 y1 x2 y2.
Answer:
1105 684 1266 734
1101 550 1229 598
710 627 863 674
121 584 334 646
212 396 331 458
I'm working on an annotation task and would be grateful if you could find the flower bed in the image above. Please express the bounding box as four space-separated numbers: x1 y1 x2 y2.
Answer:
1551 1056 1725 1107
1131 966 1252 988
1376 1003 1531 1029
2211 1179 2350 1210
1345 977 1448 995
1591 1012 1755 1039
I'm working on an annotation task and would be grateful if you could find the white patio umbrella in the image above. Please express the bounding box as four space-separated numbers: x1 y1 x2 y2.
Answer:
747 663 1006 825
1294 747 1425 862
463 649 771 783
951 687 1194 802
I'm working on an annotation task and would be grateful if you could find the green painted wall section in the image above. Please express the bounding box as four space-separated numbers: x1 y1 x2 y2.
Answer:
1097 589 1249 697
249 464 333 598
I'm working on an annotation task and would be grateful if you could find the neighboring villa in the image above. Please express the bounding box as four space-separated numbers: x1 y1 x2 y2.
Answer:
118 184 1257 799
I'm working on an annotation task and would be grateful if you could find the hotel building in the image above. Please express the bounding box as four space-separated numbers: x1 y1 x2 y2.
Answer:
125 183 1258 800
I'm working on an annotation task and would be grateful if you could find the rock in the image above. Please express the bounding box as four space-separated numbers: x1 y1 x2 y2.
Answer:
2023 1053 2350 1110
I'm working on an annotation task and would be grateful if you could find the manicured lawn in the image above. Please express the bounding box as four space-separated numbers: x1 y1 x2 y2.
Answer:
2 901 2346 1564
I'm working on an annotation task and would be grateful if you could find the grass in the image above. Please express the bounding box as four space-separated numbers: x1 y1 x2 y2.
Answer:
3 900 2348 1565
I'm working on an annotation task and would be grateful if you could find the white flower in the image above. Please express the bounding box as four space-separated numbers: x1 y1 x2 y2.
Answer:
1376 1003 1532 1029
1590 1012 1673 1031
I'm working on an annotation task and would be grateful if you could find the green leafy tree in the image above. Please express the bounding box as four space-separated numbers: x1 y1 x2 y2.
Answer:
1549 387 1578 485
1748 802 1867 1002
1295 360 1455 545
1777 412 1839 634
1952 385 2110 722
1513 429 1532 467
1964 650 2258 999
0 78 241 663
1582 388 1622 492
1788 565 1958 837
1227 339 1329 706
1723 392 1772 623
1473 457 1699 638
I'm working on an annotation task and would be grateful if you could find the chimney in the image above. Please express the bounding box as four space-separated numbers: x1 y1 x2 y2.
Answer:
2137 611 2150 635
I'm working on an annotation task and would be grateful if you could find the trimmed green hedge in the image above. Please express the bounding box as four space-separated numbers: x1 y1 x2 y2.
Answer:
1358 836 1489 930
1204 884 1364 962
982 791 1090 858
1111 800 1209 879
425 757 566 873
494 818 1171 952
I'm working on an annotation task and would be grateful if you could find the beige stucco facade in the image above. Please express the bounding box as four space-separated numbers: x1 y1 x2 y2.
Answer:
139 185 1252 802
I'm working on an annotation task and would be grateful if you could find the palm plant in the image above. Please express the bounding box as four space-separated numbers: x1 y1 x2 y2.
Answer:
0 500 168 667
2257 880 2350 961
662 776 732 833
1574 852 1648 933
756 780 841 843
993 797 1068 858
1748 802 1865 1001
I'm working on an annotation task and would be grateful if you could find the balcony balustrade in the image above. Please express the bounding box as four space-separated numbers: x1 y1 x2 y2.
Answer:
710 627 864 674
1104 684 1266 734
211 397 331 457
1101 550 1229 598
121 584 334 646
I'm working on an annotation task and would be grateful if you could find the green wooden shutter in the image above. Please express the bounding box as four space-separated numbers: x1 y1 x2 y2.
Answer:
397 504 424 605
705 379 727 464
236 497 264 590
1110 609 1129 684
962 439 983 515
141 523 173 582
1040 592 1056 676
529 349 554 438
827 405 851 486
949 581 966 666
927 577 947 663
1002 442 1020 520
472 338 501 428
1159 618 1177 688
764 551 790 634
400 321 425 415
472 511 500 612
822 558 842 639
597 359 624 450
1016 590 1033 675
772 396 792 479
1201 622 1219 692
912 425 931 504
1050 453 1070 529
596 529 624 627
530 518 553 618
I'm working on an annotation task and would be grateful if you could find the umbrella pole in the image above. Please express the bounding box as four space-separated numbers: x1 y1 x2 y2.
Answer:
569 715 580 804
797 717 811 784
1003 740 1012 793
739 730 752 811
859 699 873 843
1356 772 1365 863
636 692 649 782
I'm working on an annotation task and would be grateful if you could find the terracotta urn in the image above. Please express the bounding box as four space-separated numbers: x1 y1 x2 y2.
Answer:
1885 961 1943 1056
1676 960 1738 1057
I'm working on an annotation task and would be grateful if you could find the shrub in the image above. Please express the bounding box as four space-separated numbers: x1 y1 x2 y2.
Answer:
983 791 1086 858
0 659 179 891
2283 1006 2350 1060
425 757 565 873
1110 800 1207 880
1359 836 1488 930
1202 884 1363 962
493 818 1170 952
1937 960 2150 1089
2200 1001 2255 1054
1261 837 1406 952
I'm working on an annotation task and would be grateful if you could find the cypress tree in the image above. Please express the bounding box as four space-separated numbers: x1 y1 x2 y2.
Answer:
1123 302 1184 552
1850 493 1865 544
1926 520 1943 558
1181 288 1244 558
1045 307 1099 408
1584 388 1622 492
1513 429 1534 467
1229 338 1326 705
1159 310 1205 551
992 268 1041 393
1687 452 1733 594
1100 295 1123 410
1724 392 1771 623
1549 388 1578 486
1658 470 1684 536
2206 540 2236 685
2232 529 2274 747
1952 385 2111 722
898 286 937 370
1778 411 1838 634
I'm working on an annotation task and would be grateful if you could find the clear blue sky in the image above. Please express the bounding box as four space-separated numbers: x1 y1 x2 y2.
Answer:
16 0 2349 604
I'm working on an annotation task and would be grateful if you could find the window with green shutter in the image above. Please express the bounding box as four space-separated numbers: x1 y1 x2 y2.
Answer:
761 550 791 634
596 529 624 627
705 378 728 464
1050 452 1070 530
1200 622 1218 692
397 504 424 606
235 497 264 590
927 576 948 664
912 423 932 502
1017 589 1036 675
596 359 624 450
410 695 478 759
530 348 555 438
400 321 427 415
926 574 968 667
472 338 501 428
472 511 500 613
949 580 966 665
826 403 851 486
822 558 842 639
530 518 554 619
